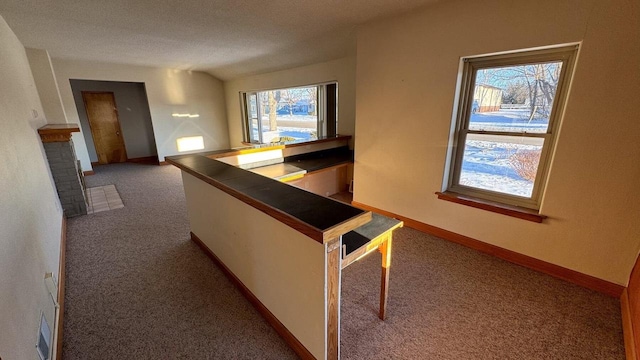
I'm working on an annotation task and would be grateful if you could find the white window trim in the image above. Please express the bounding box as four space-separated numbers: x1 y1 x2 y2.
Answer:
444 44 580 210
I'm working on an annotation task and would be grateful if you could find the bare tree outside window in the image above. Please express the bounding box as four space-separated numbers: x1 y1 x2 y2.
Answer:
268 91 278 131
475 61 562 122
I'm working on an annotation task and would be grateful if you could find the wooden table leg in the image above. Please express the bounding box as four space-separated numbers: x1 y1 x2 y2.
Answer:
379 234 392 320
327 237 341 360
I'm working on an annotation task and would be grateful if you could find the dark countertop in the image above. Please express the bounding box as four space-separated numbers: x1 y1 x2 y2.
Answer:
342 213 403 256
167 154 370 244
284 145 353 173
290 154 352 173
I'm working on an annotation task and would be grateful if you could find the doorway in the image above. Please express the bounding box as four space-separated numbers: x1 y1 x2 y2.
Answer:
71 80 158 167
82 91 128 164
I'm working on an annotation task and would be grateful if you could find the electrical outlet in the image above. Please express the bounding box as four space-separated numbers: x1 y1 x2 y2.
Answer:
36 312 51 360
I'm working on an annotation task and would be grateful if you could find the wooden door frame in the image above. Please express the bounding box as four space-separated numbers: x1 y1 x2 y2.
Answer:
82 91 128 164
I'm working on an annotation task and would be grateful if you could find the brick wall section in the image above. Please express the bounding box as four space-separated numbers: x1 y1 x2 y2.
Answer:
43 141 87 217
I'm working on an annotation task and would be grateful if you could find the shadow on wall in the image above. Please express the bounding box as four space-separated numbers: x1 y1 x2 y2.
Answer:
70 79 158 164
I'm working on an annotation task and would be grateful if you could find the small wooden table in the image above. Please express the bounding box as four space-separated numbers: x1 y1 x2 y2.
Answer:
341 213 403 320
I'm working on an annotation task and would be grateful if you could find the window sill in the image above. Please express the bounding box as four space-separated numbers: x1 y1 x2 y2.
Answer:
241 135 351 148
435 191 547 223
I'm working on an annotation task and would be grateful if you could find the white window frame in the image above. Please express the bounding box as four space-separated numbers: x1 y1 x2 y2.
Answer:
445 45 579 210
240 83 336 144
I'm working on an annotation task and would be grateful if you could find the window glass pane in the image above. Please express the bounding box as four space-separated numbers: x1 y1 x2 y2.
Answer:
459 133 544 197
469 62 563 134
255 86 318 143
248 94 259 142
248 94 257 118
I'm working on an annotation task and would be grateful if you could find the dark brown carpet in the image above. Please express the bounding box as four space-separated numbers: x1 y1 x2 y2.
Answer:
63 163 624 359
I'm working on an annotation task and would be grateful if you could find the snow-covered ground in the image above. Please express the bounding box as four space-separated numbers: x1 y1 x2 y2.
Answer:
262 114 316 122
277 127 316 141
469 108 549 133
460 139 540 197
461 109 547 197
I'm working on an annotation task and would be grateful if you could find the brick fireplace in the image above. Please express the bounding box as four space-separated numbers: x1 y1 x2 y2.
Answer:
38 124 87 217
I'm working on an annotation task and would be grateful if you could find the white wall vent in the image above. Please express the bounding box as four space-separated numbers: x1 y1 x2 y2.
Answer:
36 312 51 360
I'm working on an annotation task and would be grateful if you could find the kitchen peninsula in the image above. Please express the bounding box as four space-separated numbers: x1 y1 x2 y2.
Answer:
167 136 402 360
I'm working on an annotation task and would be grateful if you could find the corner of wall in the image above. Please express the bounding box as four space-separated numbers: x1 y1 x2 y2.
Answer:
622 250 640 360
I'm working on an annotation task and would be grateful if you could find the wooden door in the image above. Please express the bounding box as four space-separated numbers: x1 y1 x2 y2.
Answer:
82 92 127 164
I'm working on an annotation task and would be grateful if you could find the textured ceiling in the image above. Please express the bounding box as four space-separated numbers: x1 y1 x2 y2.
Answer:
0 0 441 80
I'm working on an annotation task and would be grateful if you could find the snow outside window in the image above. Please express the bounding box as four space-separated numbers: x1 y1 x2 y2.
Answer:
445 45 579 210
241 83 337 144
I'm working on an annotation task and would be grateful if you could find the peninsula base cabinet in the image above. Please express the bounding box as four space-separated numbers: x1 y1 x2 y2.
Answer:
286 163 348 197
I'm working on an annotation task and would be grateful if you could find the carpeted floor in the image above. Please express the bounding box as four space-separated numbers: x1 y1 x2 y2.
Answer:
63 163 625 359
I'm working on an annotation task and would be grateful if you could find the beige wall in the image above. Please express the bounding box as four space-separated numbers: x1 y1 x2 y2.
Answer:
49 59 230 169
25 48 68 124
0 16 63 360
182 172 328 358
224 57 357 147
354 0 640 285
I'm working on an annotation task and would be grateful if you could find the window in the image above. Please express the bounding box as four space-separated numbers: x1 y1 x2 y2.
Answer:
241 83 338 144
445 45 578 210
